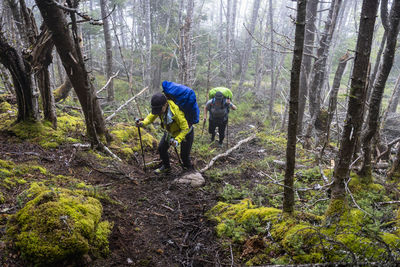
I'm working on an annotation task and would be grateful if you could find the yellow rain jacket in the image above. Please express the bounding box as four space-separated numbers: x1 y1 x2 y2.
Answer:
142 100 190 143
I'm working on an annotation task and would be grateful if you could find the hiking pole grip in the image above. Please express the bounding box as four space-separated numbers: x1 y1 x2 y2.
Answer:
136 118 146 172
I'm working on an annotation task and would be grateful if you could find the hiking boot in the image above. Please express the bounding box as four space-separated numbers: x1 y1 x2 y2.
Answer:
154 165 171 175
218 141 223 148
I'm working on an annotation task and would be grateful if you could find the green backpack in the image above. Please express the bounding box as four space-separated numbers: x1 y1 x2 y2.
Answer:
209 87 233 99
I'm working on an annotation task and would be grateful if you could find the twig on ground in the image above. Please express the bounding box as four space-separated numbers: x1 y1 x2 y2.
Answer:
200 133 256 173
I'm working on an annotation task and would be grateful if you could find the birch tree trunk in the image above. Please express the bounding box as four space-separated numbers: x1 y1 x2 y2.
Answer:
238 0 261 93
329 0 378 207
142 0 152 91
297 0 318 135
359 0 400 180
268 0 276 117
225 0 233 89
283 0 307 215
100 0 114 101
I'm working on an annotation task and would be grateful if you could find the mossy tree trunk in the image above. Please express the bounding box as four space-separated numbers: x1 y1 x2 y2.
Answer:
35 0 110 146
54 78 73 103
283 0 307 215
330 0 379 205
0 31 39 122
359 0 400 181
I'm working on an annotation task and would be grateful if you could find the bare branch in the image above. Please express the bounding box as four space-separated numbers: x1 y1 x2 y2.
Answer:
96 70 120 95
105 86 148 121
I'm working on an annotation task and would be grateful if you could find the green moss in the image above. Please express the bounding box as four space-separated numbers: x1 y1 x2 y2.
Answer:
109 123 156 159
325 199 348 219
6 182 112 265
0 191 4 204
30 165 48 175
0 168 12 178
0 159 16 169
0 101 12 112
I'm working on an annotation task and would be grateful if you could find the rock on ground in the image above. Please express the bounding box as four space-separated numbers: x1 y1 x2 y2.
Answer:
174 171 205 187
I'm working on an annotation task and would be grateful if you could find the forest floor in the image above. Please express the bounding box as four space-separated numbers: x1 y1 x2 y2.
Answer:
0 121 265 267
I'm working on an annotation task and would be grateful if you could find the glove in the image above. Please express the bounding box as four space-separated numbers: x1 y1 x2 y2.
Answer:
170 138 179 147
135 118 143 127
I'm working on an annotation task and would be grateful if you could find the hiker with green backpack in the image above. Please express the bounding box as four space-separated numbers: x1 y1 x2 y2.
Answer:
203 89 237 146
136 81 200 174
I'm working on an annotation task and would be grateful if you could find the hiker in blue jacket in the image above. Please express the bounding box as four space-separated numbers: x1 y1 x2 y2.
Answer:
203 91 237 146
136 92 194 174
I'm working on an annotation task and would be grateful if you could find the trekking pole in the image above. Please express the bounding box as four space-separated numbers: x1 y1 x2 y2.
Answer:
174 146 183 166
200 118 206 138
167 131 183 166
136 118 147 172
226 118 229 148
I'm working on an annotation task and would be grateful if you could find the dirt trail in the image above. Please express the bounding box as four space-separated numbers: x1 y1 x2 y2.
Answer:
0 128 245 266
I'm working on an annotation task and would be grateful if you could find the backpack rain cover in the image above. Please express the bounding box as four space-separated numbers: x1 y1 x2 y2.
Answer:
162 80 200 125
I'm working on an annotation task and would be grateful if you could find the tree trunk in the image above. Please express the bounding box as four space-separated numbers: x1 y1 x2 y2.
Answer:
35 0 109 146
388 73 400 113
268 0 276 117
225 0 233 89
0 31 39 122
100 0 114 102
320 52 351 157
142 0 152 90
0 65 14 94
179 0 194 86
297 0 318 135
11 0 57 127
5 0 25 44
330 0 378 205
283 0 307 215
359 0 400 180
366 32 387 103
308 0 342 120
31 26 57 128
54 78 73 103
238 0 261 92
387 144 400 181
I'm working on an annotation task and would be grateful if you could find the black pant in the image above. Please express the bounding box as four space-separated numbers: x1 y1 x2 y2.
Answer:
158 128 194 168
209 119 227 144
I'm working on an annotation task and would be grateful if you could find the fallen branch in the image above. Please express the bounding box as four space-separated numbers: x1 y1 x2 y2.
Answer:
105 86 148 121
376 137 400 161
96 70 120 95
272 160 307 169
102 145 122 161
376 200 400 206
200 134 256 173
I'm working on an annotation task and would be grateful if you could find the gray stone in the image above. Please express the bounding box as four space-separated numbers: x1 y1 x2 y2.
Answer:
174 171 205 187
